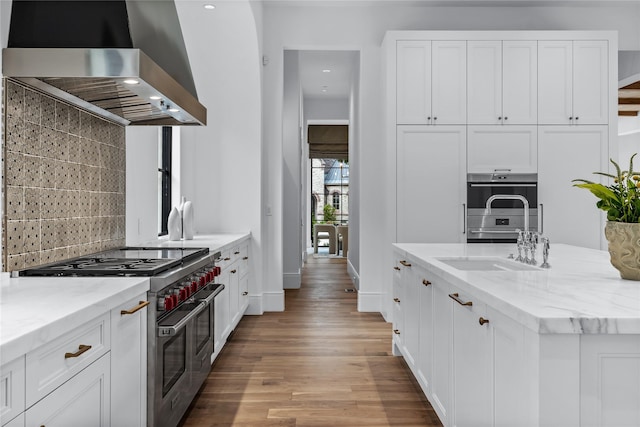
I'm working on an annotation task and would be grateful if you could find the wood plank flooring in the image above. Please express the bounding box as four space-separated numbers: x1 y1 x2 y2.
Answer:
179 255 442 426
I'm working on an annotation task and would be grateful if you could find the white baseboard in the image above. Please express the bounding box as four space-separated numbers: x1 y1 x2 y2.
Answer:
346 258 359 290
283 271 301 289
357 291 381 312
262 290 285 312
245 295 264 315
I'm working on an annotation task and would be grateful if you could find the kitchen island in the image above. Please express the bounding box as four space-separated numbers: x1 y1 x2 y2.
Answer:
391 243 640 427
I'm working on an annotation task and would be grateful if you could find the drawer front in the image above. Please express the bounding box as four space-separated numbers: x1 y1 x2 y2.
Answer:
26 313 110 407
218 249 232 270
2 412 23 427
239 245 249 276
231 246 242 262
1 356 25 426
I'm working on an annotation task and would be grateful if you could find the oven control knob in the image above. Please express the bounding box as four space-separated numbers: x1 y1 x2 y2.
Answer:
192 280 198 292
165 295 174 311
215 266 221 276
157 296 166 311
199 276 206 287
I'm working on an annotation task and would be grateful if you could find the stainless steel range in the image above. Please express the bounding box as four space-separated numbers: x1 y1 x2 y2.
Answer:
18 246 224 427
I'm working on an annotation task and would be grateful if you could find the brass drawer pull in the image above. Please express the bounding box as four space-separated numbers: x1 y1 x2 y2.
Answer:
65 344 92 359
231 269 237 274
479 317 490 326
422 279 431 286
234 251 240 255
243 256 248 260
399 260 412 267
393 329 401 335
393 266 401 271
242 291 248 296
121 300 150 316
449 293 473 307
224 257 231 261
393 298 400 303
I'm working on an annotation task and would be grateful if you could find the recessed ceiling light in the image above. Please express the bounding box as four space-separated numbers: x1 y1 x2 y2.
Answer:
204 4 215 9
123 79 139 85
150 96 161 100
168 108 180 113
322 69 331 73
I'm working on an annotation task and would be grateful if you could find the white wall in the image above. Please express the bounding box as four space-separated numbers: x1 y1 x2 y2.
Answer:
262 1 640 313
304 98 349 121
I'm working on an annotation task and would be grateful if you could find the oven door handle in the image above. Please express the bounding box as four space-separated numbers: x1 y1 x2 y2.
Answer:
157 302 207 337
195 284 225 305
469 229 519 234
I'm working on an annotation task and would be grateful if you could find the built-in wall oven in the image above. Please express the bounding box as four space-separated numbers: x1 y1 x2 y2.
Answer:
18 247 224 427
467 173 538 243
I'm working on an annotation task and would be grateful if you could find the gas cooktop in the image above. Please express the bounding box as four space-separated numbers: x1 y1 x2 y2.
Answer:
18 247 210 277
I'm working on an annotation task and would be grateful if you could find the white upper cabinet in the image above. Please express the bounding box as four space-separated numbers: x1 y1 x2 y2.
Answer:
538 40 608 125
397 40 466 125
468 40 537 125
467 125 538 174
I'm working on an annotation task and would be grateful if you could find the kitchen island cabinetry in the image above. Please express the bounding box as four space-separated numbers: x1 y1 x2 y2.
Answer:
396 40 467 125
467 40 537 125
538 125 608 249
396 125 466 243
391 243 640 427
538 40 608 125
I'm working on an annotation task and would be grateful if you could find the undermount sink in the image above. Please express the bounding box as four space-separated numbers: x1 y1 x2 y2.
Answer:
435 257 541 272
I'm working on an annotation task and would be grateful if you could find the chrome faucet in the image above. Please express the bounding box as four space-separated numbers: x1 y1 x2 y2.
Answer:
540 237 551 268
485 194 530 232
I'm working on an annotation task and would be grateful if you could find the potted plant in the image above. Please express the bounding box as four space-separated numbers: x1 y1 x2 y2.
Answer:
572 153 640 280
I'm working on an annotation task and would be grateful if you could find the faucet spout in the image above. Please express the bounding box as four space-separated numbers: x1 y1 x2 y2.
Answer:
486 194 530 232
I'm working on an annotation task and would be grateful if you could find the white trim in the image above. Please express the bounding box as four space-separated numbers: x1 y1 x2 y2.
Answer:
347 258 359 290
283 271 301 289
262 291 285 312
306 119 349 125
245 295 264 315
357 291 381 313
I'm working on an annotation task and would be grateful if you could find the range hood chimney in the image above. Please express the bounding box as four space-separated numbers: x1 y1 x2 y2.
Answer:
2 0 206 126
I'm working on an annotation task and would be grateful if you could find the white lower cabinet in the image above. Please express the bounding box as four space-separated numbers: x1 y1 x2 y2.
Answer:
417 265 433 396
26 353 111 427
431 275 453 426
2 414 22 427
0 356 25 427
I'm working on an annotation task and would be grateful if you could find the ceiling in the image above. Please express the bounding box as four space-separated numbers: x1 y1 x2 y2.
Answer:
619 80 640 117
298 50 358 100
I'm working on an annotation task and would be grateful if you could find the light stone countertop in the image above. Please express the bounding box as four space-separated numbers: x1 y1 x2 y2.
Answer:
393 243 640 335
140 232 251 254
0 275 149 363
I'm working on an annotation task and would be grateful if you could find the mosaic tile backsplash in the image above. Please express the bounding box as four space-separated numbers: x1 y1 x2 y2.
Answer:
2 79 126 271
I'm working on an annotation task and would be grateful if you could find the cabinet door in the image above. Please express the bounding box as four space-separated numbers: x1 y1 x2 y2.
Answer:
467 40 502 125
1 356 25 426
111 295 148 427
396 125 466 243
214 274 230 353
401 259 419 370
391 256 405 354
397 40 431 124
3 413 23 427
417 267 434 395
502 40 537 125
451 290 491 427
538 40 573 125
573 40 608 125
538 126 608 249
467 125 537 174
432 40 467 124
488 307 527 427
431 278 453 425
229 263 241 328
26 353 110 427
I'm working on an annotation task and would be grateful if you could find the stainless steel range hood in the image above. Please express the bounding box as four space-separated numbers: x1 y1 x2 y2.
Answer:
2 1 206 126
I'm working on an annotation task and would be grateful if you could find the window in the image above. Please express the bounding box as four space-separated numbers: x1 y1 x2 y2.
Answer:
158 127 172 235
332 192 340 210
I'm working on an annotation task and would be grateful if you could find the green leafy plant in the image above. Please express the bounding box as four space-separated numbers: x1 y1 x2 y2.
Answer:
572 153 640 223
323 204 336 223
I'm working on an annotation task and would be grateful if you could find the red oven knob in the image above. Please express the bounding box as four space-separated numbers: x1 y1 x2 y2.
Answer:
191 280 198 292
171 290 179 306
215 266 221 276
199 276 206 287
165 295 174 311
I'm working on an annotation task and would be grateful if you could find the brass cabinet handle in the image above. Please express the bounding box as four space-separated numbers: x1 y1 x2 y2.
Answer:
231 269 237 274
393 329 401 335
65 344 92 359
242 291 248 296
393 266 401 271
121 300 150 316
234 251 240 255
243 256 248 260
224 257 231 261
393 297 400 303
422 279 431 286
449 293 473 307
399 260 412 267
479 317 490 326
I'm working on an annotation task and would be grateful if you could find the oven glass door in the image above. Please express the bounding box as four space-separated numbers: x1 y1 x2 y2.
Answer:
467 182 537 209
162 329 187 396
194 301 212 355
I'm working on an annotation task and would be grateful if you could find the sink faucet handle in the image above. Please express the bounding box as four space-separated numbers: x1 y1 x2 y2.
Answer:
540 237 551 268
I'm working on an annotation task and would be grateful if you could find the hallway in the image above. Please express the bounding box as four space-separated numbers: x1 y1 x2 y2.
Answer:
179 256 442 426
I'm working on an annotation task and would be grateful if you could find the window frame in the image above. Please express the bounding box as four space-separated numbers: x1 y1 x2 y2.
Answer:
158 126 172 236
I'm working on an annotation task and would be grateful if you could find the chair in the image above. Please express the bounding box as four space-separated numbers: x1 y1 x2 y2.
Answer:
314 224 337 254
336 225 348 257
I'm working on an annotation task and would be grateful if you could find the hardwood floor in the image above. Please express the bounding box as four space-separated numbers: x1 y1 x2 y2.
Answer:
179 255 442 426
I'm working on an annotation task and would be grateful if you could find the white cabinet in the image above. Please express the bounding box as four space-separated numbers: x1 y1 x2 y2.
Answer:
416 266 434 396
467 125 537 174
397 40 466 125
538 125 608 249
396 125 466 243
401 259 420 369
0 357 25 427
26 353 110 427
468 40 537 125
451 289 492 427
431 275 453 425
214 268 230 354
2 414 22 427
538 40 608 125
391 254 405 355
111 295 148 427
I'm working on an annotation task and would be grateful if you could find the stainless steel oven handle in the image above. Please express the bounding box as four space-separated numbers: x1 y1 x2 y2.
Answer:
462 203 466 234
469 229 519 234
157 302 207 337
195 284 225 305
469 183 537 187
